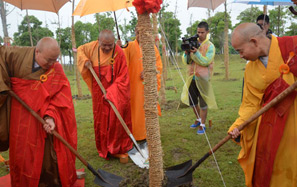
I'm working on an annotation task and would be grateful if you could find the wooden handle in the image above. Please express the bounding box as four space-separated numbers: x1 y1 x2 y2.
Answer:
87 66 147 159
183 80 297 176
8 90 88 166
87 66 133 135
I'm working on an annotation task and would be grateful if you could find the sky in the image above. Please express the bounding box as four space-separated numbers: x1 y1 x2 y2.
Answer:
0 0 290 39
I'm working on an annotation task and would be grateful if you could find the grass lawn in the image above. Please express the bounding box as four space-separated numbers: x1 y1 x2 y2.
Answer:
0 54 248 187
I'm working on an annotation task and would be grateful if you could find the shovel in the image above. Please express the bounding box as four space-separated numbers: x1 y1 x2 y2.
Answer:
86 64 149 168
8 90 123 187
165 80 297 187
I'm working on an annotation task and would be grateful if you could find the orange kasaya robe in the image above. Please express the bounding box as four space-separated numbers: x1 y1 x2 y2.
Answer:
123 40 163 141
228 35 297 187
77 41 133 158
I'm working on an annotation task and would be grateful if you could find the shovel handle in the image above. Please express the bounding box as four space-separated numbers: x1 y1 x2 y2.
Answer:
8 90 110 184
87 65 147 159
182 80 297 176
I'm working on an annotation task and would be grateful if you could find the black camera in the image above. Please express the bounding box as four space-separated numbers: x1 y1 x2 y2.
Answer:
181 34 200 51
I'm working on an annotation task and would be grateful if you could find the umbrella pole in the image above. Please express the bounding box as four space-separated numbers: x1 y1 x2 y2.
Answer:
113 11 121 41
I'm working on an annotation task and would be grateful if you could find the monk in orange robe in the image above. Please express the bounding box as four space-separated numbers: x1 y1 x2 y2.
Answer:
77 30 133 161
229 23 297 187
0 37 77 186
123 28 163 141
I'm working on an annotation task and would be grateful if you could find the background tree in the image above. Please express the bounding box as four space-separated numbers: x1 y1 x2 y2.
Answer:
285 12 297 35
13 15 53 46
74 21 98 47
235 6 262 27
119 11 137 41
56 27 72 68
94 12 115 33
207 12 231 54
268 6 287 36
158 8 182 55
0 0 8 39
185 20 200 37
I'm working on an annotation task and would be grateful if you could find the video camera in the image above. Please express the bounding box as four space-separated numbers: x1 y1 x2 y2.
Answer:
181 34 200 51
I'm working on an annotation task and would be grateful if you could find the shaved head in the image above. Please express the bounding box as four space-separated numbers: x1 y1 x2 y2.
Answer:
232 23 265 44
98 30 115 54
99 30 115 42
36 37 60 53
231 23 271 61
35 37 60 70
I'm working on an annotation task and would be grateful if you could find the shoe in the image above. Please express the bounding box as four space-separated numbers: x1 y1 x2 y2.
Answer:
111 153 129 164
190 121 201 128
197 127 206 135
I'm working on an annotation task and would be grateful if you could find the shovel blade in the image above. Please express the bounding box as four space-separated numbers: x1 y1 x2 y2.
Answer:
128 141 149 169
165 160 193 187
94 168 123 187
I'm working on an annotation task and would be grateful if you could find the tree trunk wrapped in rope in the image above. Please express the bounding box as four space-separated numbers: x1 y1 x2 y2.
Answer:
133 0 163 186
138 12 164 187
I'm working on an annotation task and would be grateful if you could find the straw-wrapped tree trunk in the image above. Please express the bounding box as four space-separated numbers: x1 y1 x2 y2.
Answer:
138 12 164 187
71 0 83 98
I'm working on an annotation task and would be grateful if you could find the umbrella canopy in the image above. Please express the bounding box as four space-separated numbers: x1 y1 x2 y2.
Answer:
72 0 133 17
232 0 294 5
187 0 226 10
3 0 70 13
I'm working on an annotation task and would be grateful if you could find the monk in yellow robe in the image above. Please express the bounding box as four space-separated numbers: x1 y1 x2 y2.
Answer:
229 23 297 187
123 28 163 141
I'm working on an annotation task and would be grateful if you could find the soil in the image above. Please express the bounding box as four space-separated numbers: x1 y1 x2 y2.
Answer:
119 166 194 187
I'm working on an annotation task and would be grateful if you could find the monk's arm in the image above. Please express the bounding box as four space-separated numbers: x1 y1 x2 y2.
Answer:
228 71 262 143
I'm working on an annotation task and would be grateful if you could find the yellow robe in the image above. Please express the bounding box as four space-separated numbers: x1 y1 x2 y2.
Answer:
228 35 297 187
123 40 163 141
180 37 218 109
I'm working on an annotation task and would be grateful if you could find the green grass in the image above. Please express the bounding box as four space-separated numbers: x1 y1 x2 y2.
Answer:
0 54 247 186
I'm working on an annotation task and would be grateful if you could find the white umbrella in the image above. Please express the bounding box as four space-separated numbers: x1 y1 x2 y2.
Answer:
187 0 226 10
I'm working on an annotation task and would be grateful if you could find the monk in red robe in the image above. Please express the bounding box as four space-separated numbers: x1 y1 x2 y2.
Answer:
77 30 132 162
0 37 77 186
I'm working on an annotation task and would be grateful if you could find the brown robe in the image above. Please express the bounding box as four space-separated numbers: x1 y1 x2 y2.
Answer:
0 46 63 186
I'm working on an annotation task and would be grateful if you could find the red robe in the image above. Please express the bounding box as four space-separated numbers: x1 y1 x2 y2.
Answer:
77 42 133 158
9 63 77 187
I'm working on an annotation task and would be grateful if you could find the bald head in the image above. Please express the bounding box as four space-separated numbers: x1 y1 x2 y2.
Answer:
98 30 115 54
232 23 265 43
35 37 60 70
36 37 60 53
231 23 271 61
99 30 115 42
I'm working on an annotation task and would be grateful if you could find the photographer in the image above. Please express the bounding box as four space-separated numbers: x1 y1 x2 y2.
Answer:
181 21 217 135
